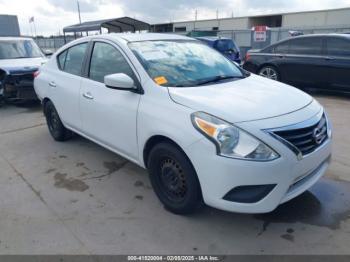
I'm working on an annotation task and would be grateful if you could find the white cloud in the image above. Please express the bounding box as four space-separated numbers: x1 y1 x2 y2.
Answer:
0 0 349 36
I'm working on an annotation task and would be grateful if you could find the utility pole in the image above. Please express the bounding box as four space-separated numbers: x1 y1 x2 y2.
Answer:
216 9 219 19
194 9 197 31
77 0 82 24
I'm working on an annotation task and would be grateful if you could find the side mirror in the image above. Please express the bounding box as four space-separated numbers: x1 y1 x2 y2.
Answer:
43 49 53 57
104 73 136 91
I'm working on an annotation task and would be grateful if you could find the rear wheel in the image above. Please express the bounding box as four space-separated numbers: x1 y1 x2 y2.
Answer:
147 142 202 214
258 66 280 81
44 100 72 141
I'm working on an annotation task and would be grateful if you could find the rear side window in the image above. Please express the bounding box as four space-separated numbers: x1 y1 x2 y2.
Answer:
88 42 136 83
289 37 323 55
326 37 350 57
215 40 238 53
57 43 88 76
273 42 289 54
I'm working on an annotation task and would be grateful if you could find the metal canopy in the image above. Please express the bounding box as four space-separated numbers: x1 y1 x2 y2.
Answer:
63 17 151 33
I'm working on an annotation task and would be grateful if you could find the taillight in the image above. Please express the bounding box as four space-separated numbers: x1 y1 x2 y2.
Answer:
33 71 40 78
245 53 251 62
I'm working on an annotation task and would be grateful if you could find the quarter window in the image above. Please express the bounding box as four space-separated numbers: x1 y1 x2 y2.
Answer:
58 43 88 76
57 50 67 70
289 37 323 55
326 38 350 57
89 42 136 83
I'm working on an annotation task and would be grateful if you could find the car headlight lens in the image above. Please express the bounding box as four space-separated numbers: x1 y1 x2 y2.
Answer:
191 112 279 161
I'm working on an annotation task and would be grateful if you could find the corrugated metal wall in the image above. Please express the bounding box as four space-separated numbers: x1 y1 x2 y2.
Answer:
0 15 20 36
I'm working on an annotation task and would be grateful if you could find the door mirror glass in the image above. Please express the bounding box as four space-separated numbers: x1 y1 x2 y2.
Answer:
104 73 135 90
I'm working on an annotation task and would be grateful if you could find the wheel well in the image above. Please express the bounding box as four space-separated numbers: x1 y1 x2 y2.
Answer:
258 64 278 72
42 98 51 116
143 135 184 168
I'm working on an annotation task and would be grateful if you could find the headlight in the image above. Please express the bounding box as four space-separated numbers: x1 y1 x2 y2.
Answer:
191 112 279 161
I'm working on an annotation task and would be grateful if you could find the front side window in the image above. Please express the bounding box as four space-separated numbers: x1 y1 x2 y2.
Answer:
128 40 244 87
326 37 350 57
59 43 88 76
273 42 289 54
89 42 136 83
289 37 323 55
0 39 43 59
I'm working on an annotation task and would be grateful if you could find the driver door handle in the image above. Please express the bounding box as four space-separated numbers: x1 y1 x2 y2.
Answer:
49 81 56 87
83 92 94 100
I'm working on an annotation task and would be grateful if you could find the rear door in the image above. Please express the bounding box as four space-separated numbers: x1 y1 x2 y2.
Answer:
282 37 327 88
325 36 350 92
50 42 88 130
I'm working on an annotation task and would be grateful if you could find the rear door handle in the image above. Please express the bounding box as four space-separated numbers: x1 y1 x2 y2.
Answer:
49 81 56 87
325 57 334 61
83 92 94 100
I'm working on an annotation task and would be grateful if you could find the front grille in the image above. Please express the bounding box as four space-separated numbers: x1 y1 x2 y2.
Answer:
273 114 328 156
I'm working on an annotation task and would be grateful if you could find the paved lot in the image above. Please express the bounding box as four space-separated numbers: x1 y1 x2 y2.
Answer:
0 95 349 255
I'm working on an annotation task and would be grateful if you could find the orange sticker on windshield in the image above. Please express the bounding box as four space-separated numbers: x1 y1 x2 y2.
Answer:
154 76 168 85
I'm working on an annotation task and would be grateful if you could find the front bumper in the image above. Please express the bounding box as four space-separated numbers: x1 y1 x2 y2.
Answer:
0 69 38 102
186 136 331 214
184 105 332 214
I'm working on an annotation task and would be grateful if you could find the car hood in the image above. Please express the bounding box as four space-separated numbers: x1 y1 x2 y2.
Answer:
168 74 313 123
0 57 47 72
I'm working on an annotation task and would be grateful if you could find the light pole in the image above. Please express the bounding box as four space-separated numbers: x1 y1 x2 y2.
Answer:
77 0 82 24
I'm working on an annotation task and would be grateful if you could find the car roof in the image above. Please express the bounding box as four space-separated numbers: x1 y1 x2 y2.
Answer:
196 36 231 41
0 36 34 41
261 33 350 50
105 33 192 42
275 33 350 43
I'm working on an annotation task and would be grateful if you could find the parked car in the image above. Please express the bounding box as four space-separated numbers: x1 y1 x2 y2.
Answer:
0 37 47 104
243 34 350 94
34 33 332 215
196 36 241 64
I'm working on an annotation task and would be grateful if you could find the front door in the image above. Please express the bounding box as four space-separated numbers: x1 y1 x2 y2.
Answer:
282 37 327 88
80 41 141 161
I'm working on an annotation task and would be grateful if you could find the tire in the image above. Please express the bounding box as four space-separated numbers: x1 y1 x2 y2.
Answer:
147 142 202 215
258 66 280 81
44 100 72 141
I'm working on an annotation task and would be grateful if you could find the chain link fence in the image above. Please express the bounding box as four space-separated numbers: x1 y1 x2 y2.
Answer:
34 25 350 57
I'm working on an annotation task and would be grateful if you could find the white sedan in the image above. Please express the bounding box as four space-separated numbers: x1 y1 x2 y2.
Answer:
34 33 332 214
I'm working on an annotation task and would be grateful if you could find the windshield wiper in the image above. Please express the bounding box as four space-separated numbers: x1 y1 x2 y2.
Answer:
194 75 245 86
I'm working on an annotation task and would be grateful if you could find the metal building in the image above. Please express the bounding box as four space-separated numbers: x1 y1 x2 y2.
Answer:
0 15 20 36
152 7 350 33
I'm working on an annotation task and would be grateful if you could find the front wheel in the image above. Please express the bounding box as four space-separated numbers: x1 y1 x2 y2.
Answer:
147 142 202 214
258 66 280 81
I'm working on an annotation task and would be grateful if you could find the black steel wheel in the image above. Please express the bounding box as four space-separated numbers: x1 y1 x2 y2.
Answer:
147 142 202 214
44 100 72 141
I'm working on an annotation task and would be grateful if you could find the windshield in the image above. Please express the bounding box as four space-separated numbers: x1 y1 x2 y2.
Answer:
128 40 244 87
0 39 44 59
